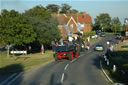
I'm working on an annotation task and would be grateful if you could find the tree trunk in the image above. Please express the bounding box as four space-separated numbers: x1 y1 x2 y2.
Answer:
7 45 10 58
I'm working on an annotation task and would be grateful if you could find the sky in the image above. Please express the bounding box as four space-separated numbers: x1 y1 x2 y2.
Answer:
0 0 128 24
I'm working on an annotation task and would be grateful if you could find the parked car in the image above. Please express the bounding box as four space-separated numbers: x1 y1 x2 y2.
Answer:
116 34 122 40
94 44 104 51
96 30 102 35
100 32 105 37
91 35 98 39
4 44 14 50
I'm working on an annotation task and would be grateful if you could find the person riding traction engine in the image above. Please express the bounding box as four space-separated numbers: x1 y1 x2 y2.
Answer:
53 38 79 61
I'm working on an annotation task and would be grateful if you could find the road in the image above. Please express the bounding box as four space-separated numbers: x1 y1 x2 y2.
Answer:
1 34 119 85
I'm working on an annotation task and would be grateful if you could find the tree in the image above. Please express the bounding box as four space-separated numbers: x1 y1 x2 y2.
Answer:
111 17 121 32
60 3 72 13
46 4 60 13
0 9 36 57
24 5 61 50
94 13 111 32
24 5 51 20
69 9 78 14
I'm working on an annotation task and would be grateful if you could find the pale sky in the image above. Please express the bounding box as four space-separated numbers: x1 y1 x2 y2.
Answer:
0 0 128 24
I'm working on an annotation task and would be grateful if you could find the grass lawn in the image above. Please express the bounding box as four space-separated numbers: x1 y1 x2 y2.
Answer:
105 32 120 35
0 50 54 75
90 37 101 43
84 36 102 44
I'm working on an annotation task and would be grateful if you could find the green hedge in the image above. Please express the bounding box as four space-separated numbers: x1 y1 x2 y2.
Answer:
82 31 96 38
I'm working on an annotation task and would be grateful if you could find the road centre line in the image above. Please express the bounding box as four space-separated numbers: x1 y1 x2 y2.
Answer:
0 73 17 85
61 73 65 83
64 64 69 71
70 58 76 63
7 72 23 85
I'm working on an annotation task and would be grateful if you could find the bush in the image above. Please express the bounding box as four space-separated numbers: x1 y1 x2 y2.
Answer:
82 31 96 38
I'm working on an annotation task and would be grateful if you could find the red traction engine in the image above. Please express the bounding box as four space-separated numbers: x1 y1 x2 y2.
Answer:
54 45 79 61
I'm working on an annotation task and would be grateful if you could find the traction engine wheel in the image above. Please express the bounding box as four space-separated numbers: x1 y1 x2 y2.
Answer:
54 53 59 61
69 51 74 60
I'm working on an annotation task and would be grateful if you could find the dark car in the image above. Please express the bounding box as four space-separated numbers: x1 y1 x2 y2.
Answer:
96 30 102 35
116 34 122 40
100 32 105 37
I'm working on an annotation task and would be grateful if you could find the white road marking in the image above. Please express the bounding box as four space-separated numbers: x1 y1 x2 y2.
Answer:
64 64 69 71
100 61 114 84
0 73 17 85
70 58 76 63
61 73 65 83
7 72 23 85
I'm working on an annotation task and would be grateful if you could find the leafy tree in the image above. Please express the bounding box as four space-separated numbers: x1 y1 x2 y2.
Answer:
69 9 78 14
46 4 60 13
94 13 111 32
60 3 72 13
111 17 121 32
80 12 84 14
111 17 121 25
24 5 61 48
0 9 36 57
24 5 51 20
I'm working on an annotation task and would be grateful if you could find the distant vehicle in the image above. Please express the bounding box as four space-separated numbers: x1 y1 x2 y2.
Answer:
100 32 105 37
91 35 98 39
96 30 102 35
116 34 121 40
94 44 104 51
4 44 14 50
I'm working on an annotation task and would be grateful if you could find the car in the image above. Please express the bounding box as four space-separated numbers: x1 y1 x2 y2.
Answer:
91 35 98 39
116 34 122 40
96 30 102 35
100 32 105 37
94 44 104 51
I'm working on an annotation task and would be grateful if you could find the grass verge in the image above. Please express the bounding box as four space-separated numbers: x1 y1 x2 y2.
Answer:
0 50 54 75
101 41 128 84
84 36 102 44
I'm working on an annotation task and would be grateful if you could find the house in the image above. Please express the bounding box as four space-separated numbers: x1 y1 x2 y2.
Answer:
52 12 92 39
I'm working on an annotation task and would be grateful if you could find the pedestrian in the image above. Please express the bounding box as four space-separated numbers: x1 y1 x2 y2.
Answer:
41 44 44 54
51 39 58 51
28 45 31 53
109 44 114 56
87 36 90 42
59 38 64 45
87 42 90 50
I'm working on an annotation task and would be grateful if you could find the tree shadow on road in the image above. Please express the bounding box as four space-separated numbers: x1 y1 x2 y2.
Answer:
0 64 23 75
49 74 62 85
92 54 102 69
0 64 24 85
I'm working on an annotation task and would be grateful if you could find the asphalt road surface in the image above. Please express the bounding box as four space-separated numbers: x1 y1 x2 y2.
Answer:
1 34 119 85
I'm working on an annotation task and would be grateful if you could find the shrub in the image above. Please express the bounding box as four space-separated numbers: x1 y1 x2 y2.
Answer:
82 31 96 38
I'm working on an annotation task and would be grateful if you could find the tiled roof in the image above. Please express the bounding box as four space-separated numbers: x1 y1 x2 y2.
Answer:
52 12 92 25
78 12 92 24
52 14 70 25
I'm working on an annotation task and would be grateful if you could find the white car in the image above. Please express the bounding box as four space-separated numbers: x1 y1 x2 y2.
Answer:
94 44 104 51
91 35 98 39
